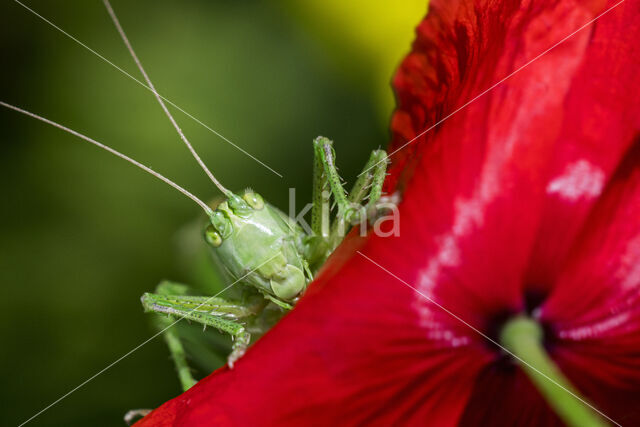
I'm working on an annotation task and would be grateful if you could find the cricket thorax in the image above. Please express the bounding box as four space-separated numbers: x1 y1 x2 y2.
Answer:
204 191 310 305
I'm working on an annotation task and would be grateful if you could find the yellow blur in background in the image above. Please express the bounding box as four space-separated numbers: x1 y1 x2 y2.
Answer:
0 1 426 426
284 0 427 119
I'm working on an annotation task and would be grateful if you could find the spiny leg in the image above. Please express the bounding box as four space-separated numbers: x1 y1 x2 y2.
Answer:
322 145 388 247
303 137 336 269
142 285 260 372
311 138 332 238
148 282 260 388
359 149 388 211
313 137 351 222
314 136 387 214
150 281 197 391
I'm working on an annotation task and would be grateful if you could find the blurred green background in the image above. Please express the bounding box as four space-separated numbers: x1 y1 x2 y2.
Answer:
0 1 425 425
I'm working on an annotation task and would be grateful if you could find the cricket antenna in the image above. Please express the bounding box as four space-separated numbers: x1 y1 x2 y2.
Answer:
0 101 214 217
103 0 232 198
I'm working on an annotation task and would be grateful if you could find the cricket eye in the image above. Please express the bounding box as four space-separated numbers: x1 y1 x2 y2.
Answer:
204 224 223 247
243 192 264 210
227 194 252 217
210 211 233 238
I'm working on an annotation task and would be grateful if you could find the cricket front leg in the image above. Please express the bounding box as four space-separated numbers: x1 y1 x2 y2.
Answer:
328 148 388 247
359 149 388 211
310 137 332 238
303 137 337 269
142 286 259 371
313 136 353 222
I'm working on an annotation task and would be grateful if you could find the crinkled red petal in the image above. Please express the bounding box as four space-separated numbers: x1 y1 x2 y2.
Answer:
137 0 640 425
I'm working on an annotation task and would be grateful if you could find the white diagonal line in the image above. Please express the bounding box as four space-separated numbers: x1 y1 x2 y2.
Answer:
11 0 627 425
360 0 627 177
13 0 283 178
356 251 620 426
17 254 280 427
0 100 214 215
103 0 232 195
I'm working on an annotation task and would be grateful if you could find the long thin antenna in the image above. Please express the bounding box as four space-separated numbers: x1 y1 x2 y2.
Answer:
14 0 282 178
0 100 214 216
103 0 232 197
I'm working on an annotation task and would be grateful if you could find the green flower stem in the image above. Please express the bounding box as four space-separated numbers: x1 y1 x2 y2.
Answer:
500 316 610 427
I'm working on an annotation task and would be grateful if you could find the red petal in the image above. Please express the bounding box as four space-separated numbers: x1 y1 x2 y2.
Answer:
524 2 640 292
538 141 640 422
138 0 640 425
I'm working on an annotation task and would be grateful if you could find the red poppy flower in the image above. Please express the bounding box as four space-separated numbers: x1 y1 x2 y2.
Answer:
137 0 640 425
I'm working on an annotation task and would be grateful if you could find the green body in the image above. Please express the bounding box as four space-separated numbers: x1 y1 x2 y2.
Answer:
142 136 389 385
210 200 310 305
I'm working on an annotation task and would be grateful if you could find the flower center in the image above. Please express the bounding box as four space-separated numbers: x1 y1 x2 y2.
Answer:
499 316 610 427
485 290 550 348
523 289 547 317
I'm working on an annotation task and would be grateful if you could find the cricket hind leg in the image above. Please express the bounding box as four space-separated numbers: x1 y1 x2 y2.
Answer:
144 281 260 390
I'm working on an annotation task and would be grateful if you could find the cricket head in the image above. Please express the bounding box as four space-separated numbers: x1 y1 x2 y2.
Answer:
203 190 309 305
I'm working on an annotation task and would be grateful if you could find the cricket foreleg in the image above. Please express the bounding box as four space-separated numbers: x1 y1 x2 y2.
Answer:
142 288 257 369
328 148 388 247
313 136 353 222
359 149 388 210
310 137 332 238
